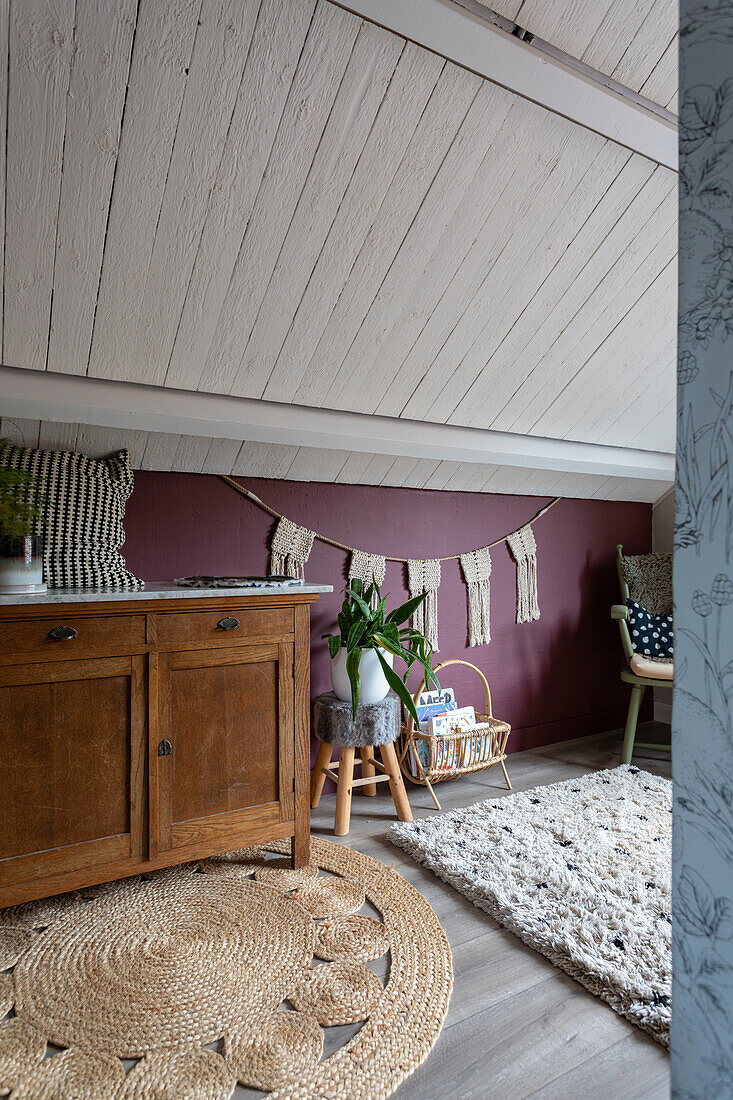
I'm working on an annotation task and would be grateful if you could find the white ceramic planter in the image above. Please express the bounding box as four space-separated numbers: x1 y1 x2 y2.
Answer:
0 535 46 594
330 647 394 705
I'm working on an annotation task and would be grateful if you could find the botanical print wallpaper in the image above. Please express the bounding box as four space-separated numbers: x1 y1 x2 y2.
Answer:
675 2 733 1094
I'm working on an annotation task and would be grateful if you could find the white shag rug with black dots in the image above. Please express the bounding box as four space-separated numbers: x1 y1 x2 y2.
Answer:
390 765 671 1047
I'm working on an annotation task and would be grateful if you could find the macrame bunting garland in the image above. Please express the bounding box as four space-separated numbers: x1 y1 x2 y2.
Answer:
460 547 492 647
221 477 556 638
349 551 387 608
507 524 540 624
407 559 441 651
270 517 316 580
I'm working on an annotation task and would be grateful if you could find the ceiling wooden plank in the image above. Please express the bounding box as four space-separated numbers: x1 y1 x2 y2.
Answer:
512 1 613 64
528 257 676 440
165 0 317 390
611 0 677 95
170 434 212 473
596 347 676 452
260 41 445 403
229 20 406 398
38 420 79 453
274 446 352 483
488 175 676 433
371 111 608 418
87 0 201 380
560 271 676 445
379 455 422 487
126 0 262 388
447 165 675 431
75 423 149 468
195 1 361 395
332 0 677 166
398 141 634 423
441 462 501 492
0 418 41 448
46 0 136 376
291 61 482 407
141 431 183 471
508 218 676 439
320 78 521 410
423 461 461 490
481 465 535 494
335 451 396 485
406 153 657 426
623 394 676 453
200 437 243 475
638 32 678 109
3 0 75 370
470 0 676 106
579 0 658 86
231 441 301 479
0 0 8 354
402 458 444 488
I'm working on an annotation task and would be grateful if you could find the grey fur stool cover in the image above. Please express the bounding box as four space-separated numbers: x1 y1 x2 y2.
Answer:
313 692 401 748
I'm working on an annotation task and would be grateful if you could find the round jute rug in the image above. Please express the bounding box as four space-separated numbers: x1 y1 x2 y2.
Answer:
0 837 453 1099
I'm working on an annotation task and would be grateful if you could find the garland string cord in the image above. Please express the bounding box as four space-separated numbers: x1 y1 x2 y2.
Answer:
219 476 561 563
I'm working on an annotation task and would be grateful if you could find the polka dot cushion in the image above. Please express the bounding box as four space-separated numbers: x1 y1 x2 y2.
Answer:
627 599 674 658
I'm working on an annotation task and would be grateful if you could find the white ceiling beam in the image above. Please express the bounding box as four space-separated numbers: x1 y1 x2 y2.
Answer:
329 0 678 171
0 366 674 482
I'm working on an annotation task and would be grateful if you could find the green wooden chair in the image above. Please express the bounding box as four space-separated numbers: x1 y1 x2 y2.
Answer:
611 544 673 764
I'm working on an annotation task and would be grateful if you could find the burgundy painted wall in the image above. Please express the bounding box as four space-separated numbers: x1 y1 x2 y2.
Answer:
122 472 651 755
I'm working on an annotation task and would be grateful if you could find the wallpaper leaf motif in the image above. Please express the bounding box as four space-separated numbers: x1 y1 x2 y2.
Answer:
676 3 733 1094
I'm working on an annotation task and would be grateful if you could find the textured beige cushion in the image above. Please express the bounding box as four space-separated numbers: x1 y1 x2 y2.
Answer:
630 654 674 680
620 553 672 615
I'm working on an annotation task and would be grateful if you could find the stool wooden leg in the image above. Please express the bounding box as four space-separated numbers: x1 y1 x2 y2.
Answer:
380 742 413 823
334 747 355 836
360 746 377 796
310 741 333 809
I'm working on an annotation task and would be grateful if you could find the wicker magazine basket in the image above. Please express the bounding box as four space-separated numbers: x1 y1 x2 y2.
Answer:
397 659 512 810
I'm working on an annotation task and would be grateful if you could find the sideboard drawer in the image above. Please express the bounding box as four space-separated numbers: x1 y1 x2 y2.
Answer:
157 606 294 648
6 614 146 658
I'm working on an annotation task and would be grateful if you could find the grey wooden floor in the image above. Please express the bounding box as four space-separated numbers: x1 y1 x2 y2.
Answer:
308 722 672 1100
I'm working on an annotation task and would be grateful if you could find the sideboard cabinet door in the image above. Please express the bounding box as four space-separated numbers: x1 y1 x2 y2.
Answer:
0 656 146 889
152 643 294 856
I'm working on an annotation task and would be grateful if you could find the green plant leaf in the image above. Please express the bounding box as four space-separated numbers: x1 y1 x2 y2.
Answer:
347 621 366 651
375 648 420 724
345 647 362 719
385 591 428 626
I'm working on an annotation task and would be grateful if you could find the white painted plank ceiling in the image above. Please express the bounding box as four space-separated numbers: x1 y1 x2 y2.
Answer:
0 0 677 500
474 0 678 110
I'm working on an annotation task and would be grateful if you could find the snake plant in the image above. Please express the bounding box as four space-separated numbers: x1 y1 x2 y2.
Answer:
323 579 440 721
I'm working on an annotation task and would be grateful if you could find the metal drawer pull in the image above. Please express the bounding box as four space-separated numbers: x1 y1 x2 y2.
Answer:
216 616 240 631
48 625 78 641
158 740 172 757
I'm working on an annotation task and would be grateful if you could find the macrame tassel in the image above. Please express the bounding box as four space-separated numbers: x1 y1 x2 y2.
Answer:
460 547 492 646
348 551 387 607
407 558 441 650
507 524 540 623
270 517 316 580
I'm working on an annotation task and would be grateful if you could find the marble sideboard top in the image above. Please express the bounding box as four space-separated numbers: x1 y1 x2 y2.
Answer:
0 581 333 607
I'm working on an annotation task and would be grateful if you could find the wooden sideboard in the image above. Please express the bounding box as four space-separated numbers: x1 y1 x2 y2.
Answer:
0 585 328 908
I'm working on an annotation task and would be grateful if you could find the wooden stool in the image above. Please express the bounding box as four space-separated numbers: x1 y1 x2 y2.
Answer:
310 692 413 837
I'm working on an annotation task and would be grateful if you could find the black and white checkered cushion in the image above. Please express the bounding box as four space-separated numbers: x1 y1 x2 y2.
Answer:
0 443 143 590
